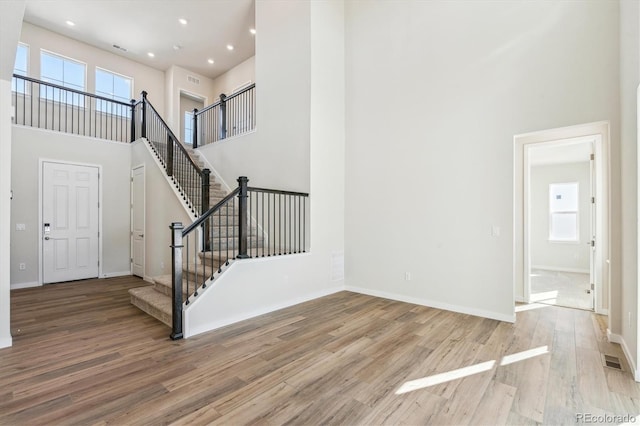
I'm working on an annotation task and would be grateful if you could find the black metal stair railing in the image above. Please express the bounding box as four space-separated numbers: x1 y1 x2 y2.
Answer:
192 83 255 148
133 92 210 217
11 74 132 143
169 176 309 340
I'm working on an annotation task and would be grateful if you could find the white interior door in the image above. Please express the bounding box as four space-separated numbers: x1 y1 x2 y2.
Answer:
42 162 99 284
131 166 145 277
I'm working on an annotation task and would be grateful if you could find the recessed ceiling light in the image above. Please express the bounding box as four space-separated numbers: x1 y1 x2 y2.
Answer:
249 28 256 35
173 44 182 51
207 59 214 64
147 52 155 58
226 44 234 51
65 20 75 26
178 18 188 25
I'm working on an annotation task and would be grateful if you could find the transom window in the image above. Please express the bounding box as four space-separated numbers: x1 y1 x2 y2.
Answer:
549 182 579 242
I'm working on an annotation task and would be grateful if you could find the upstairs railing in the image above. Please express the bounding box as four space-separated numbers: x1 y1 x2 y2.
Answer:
169 176 309 340
192 83 255 148
12 74 132 143
133 92 210 216
12 73 256 152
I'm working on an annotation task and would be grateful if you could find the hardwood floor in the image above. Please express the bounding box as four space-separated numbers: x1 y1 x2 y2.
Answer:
1 276 639 425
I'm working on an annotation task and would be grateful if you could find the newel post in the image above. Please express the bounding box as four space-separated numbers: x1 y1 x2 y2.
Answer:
237 176 249 259
170 222 184 340
130 99 136 142
219 93 227 140
140 91 148 139
192 108 199 148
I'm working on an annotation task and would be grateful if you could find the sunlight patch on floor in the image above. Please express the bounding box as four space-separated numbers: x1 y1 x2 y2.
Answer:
396 346 550 395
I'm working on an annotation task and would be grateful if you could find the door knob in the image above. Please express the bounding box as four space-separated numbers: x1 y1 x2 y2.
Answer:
138 234 144 238
44 236 50 240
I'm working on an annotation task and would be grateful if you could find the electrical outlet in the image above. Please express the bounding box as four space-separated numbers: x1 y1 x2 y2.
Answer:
19 263 26 271
15 223 25 231
160 261 165 271
405 272 411 281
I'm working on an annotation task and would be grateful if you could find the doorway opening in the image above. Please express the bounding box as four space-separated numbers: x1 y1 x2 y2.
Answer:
180 91 205 145
514 122 609 315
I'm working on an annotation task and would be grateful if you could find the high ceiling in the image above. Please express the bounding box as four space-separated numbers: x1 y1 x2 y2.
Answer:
23 0 255 80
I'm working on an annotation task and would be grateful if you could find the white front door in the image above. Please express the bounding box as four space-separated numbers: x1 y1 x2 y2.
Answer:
42 162 100 284
131 166 145 277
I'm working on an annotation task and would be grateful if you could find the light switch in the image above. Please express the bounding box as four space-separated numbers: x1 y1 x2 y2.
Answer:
16 223 25 231
491 225 500 237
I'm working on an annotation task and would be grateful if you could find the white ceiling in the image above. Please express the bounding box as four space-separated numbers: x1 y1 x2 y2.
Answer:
23 0 255 80
529 137 594 166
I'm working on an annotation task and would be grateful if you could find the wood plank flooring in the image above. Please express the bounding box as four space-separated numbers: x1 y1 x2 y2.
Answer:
2 276 639 425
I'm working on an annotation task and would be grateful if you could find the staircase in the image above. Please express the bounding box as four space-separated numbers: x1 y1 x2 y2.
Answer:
128 146 261 327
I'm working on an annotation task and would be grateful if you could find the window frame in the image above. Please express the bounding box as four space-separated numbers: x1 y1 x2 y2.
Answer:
548 182 580 243
39 49 87 107
12 43 29 93
95 66 133 104
184 111 194 144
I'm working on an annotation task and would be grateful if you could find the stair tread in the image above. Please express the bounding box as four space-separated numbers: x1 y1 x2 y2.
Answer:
129 286 172 326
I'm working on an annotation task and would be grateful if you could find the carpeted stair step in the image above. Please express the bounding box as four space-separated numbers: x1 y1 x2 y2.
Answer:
129 286 172 327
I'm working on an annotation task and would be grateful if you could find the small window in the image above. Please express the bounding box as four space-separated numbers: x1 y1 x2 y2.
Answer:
184 111 194 144
12 43 29 92
40 50 86 106
549 182 579 242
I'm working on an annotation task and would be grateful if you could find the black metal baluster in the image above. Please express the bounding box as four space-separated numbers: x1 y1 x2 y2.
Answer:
262 191 265 257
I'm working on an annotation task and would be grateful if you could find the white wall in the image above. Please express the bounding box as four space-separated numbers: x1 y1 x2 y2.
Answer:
186 0 345 337
619 0 640 379
10 126 132 286
131 140 193 280
198 1 310 191
344 1 619 322
209 56 255 97
0 0 26 349
19 22 166 112
165 65 215 135
530 162 591 273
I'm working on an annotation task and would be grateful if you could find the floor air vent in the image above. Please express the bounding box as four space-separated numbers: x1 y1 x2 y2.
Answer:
602 354 623 371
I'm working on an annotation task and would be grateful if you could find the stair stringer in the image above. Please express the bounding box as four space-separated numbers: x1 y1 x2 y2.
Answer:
183 253 343 338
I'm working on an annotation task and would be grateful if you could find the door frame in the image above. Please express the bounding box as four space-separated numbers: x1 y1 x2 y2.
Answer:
131 164 145 279
38 159 103 285
514 121 610 315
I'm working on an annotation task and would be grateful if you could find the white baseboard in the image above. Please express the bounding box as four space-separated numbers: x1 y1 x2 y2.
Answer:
532 265 590 274
608 329 639 382
0 336 12 349
186 285 344 338
143 275 154 283
345 286 516 323
102 271 131 278
515 296 526 303
10 281 40 290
